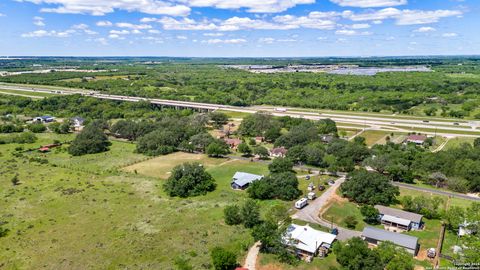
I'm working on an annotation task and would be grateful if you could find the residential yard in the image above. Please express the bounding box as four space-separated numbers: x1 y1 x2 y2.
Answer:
0 138 267 269
258 252 340 270
322 200 366 231
398 187 473 209
358 130 393 146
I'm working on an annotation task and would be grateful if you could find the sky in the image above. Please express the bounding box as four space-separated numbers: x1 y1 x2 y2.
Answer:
0 0 478 57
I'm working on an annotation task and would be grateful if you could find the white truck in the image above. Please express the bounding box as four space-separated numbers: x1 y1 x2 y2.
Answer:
295 198 308 209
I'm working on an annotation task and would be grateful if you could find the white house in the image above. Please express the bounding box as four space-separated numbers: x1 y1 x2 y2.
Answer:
283 224 337 258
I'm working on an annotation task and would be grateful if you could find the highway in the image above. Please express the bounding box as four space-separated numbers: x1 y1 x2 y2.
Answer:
1 83 480 137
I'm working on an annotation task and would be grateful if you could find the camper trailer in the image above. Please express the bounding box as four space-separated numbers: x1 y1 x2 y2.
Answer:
295 198 308 209
307 192 316 200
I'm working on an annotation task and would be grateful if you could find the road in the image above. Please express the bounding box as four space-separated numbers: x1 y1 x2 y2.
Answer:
243 241 261 270
291 176 362 241
1 82 479 138
393 182 480 201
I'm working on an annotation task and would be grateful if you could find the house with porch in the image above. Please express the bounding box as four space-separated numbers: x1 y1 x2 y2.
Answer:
375 205 423 232
282 224 337 259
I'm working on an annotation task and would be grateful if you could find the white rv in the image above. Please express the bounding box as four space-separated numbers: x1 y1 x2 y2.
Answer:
295 198 308 209
307 192 316 200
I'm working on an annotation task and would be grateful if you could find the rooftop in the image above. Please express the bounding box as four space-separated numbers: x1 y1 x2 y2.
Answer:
232 172 263 187
283 224 336 254
375 205 423 224
362 226 418 250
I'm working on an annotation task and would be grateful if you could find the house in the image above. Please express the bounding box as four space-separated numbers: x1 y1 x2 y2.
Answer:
375 205 423 231
320 135 335 144
270 147 288 158
283 224 337 258
255 136 264 143
405 135 427 145
71 116 85 128
33 116 55 123
458 221 478 236
231 172 263 190
224 138 242 150
362 227 419 256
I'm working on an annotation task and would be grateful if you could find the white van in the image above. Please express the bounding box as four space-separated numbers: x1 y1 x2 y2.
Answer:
307 192 316 200
295 198 308 209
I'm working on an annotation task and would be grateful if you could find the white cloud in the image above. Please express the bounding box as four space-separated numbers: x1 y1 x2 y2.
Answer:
115 23 152 29
108 34 125 39
21 29 75 38
342 8 462 25
148 29 161 34
349 23 370 29
94 37 108 45
202 38 247 44
176 35 188 39
96 20 112 27
258 37 297 43
17 0 190 16
442 32 458 38
330 0 407 7
0 13 5 17
182 0 315 13
33 16 45 26
203 32 224 37
72 23 89 30
110 29 130 35
413 26 436 32
335 29 371 35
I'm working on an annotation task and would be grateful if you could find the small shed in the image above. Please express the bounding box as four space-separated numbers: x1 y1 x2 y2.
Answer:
231 172 263 190
362 226 419 256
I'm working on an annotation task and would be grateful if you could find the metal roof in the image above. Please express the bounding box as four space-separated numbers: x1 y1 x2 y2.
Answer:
231 172 263 187
283 224 337 254
375 205 423 224
362 226 418 250
381 215 411 227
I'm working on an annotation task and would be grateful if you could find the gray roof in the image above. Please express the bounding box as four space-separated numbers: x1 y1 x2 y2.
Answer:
375 205 423 224
381 215 411 227
362 227 418 250
232 172 263 187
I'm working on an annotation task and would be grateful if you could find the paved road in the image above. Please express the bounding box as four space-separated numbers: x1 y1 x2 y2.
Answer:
1 83 479 137
243 241 261 270
393 182 480 201
291 176 362 241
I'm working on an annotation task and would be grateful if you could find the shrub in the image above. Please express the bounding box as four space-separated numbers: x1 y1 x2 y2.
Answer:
163 162 216 198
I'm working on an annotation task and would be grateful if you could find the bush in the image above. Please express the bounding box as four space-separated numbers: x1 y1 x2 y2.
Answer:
268 157 294 173
27 123 47 133
210 247 237 270
206 142 229 157
341 170 399 205
240 199 261 228
248 172 301 201
223 205 242 225
344 215 358 229
163 162 216 198
360 205 379 224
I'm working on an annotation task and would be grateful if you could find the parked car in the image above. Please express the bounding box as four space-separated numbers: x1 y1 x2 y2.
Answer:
305 175 311 180
331 228 339 235
453 122 460 126
318 185 325 191
327 180 335 186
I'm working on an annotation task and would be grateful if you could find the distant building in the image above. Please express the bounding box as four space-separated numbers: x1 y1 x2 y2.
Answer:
458 221 478 236
71 116 85 128
362 227 419 256
320 135 335 144
283 224 337 258
33 116 55 123
255 136 264 143
405 135 427 145
224 138 242 150
375 205 423 231
270 147 288 158
231 172 263 190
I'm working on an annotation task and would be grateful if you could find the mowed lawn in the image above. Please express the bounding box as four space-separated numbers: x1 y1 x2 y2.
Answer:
322 200 366 231
0 137 275 269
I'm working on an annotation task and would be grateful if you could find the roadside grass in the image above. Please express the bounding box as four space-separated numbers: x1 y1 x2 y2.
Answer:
397 186 473 209
443 137 475 150
322 200 366 231
0 89 54 97
216 109 251 119
358 130 390 146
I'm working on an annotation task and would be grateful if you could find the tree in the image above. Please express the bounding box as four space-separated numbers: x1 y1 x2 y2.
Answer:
286 145 307 164
360 205 380 224
223 205 242 225
341 170 399 205
253 146 269 159
428 172 448 188
210 247 237 270
268 157 294 174
209 112 228 128
68 123 111 156
265 204 291 224
206 142 230 157
474 137 480 149
190 132 216 152
28 123 47 133
11 174 20 186
377 242 414 270
238 142 252 156
252 220 280 252
136 130 178 156
333 237 383 270
241 199 261 228
163 162 216 198
248 172 301 201
344 215 358 229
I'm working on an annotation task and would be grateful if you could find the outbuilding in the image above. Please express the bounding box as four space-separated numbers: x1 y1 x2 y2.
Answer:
362 226 419 256
375 205 423 231
231 172 263 190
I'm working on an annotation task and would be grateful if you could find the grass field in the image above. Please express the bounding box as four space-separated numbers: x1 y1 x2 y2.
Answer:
398 187 473 209
0 134 273 269
0 89 54 98
443 137 475 150
322 200 366 231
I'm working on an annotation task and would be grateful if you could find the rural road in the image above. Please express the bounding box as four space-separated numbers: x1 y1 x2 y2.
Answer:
291 176 362 241
392 182 480 201
1 82 479 137
243 241 261 270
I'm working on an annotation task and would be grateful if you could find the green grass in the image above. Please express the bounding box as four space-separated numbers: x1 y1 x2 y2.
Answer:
322 200 366 231
406 218 442 250
216 109 251 119
443 137 475 150
398 186 473 209
258 252 340 270
0 134 266 269
0 89 54 98
358 130 390 146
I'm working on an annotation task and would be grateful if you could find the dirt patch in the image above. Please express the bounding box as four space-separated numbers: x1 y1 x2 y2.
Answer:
416 249 428 261
319 187 348 216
